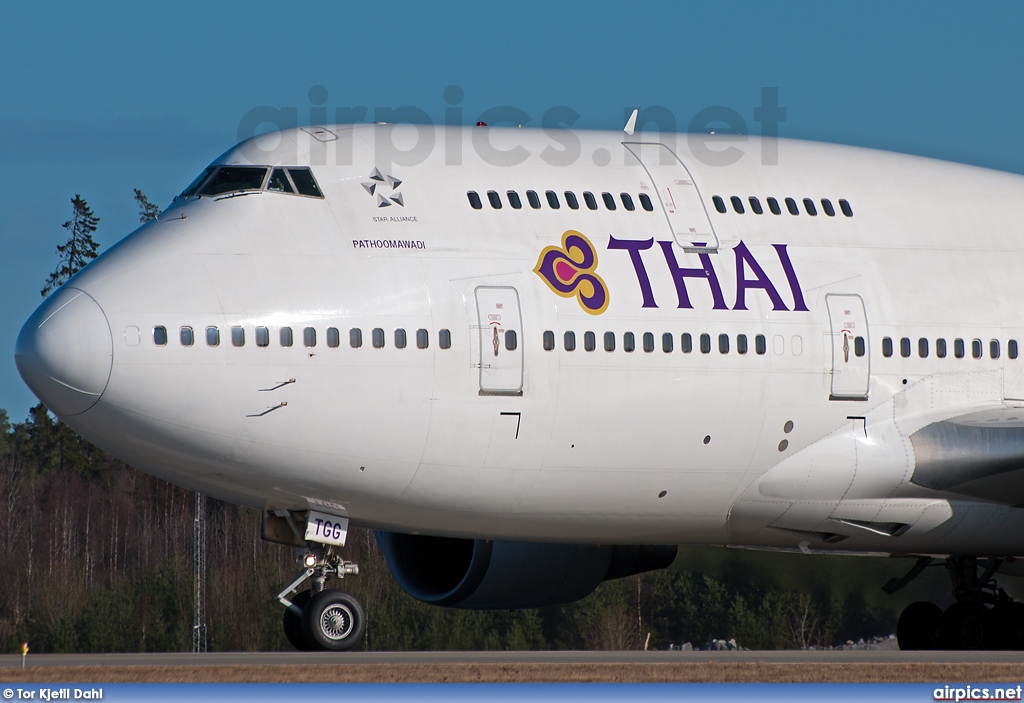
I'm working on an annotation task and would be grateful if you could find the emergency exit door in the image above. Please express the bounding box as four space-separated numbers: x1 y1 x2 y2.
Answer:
475 286 524 395
623 142 719 252
826 294 870 400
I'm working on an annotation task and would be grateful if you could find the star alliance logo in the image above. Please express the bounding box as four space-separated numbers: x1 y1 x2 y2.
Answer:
362 167 404 207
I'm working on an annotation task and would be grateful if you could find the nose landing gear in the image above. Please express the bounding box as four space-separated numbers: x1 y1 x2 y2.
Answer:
277 545 365 651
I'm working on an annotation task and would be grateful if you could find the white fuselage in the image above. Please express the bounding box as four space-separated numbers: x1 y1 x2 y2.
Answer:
17 124 1024 557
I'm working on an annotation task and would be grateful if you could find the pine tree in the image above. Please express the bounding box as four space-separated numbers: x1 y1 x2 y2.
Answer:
133 188 160 223
42 195 100 297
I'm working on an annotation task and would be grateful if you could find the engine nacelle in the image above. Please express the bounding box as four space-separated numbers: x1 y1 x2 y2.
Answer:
375 531 677 609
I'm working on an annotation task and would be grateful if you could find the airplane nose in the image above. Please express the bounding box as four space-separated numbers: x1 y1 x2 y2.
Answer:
15 287 113 416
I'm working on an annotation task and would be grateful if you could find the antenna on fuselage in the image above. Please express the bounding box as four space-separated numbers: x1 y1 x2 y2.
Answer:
624 108 638 135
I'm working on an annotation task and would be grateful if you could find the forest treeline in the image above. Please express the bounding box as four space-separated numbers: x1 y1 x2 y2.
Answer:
0 402 942 654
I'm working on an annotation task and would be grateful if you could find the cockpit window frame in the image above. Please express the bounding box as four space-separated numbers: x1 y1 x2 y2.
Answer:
197 166 271 197
178 164 325 201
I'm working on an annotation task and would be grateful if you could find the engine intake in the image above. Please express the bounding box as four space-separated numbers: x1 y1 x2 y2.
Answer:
376 531 677 609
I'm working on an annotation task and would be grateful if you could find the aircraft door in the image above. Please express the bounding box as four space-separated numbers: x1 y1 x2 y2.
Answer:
826 294 870 400
623 142 719 252
475 286 524 396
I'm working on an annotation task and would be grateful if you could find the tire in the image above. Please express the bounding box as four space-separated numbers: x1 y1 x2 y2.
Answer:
301 589 366 652
897 601 943 650
282 590 315 651
943 602 992 650
991 602 1024 650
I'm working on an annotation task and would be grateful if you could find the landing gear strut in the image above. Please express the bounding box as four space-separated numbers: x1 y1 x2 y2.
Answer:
278 544 365 651
889 556 1024 650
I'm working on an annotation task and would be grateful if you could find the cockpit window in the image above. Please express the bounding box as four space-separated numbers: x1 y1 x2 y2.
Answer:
267 168 294 193
180 167 217 198
198 167 269 196
287 168 323 197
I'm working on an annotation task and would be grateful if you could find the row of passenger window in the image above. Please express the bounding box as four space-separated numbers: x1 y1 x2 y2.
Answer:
468 189 655 212
152 325 453 350
712 195 853 218
882 336 1019 360
542 330 770 355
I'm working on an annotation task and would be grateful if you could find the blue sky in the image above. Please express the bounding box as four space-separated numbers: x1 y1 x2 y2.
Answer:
2 1 1023 418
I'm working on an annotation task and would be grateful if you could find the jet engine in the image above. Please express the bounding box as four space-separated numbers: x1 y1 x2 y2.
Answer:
375 531 677 609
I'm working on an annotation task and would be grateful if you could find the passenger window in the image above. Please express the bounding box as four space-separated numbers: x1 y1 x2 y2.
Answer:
767 197 782 215
620 193 635 211
821 199 835 217
304 327 316 347
206 326 220 347
803 198 817 216
643 332 654 353
439 329 452 349
467 191 482 209
287 168 323 198
256 326 269 347
681 333 692 354
416 329 429 349
527 190 541 209
564 331 576 352
954 338 965 358
280 327 293 347
839 199 854 217
231 326 245 347
972 339 983 359
700 333 711 354
545 190 560 209
785 197 799 215
583 192 598 210
584 331 596 352
153 326 167 346
372 328 385 348
712 196 726 213
1011 340 1019 360
327 327 340 348
718 334 729 354
350 328 363 348
623 332 635 353
603 331 615 352
855 336 865 357
918 338 928 357
565 191 579 209
882 337 893 357
735 334 748 354
487 191 502 209
662 333 673 353
755 334 767 355
268 168 294 193
394 328 407 349
505 330 517 351
900 337 911 357
602 192 617 210
180 326 194 347
543 330 555 351
639 193 654 211
748 197 763 215
991 339 1000 359
507 191 522 209
936 338 946 358
730 196 745 214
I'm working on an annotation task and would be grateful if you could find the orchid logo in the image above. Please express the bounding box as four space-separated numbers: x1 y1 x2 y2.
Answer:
534 230 609 315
